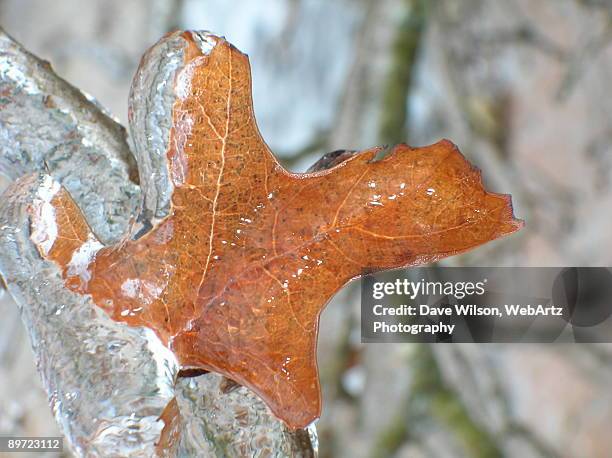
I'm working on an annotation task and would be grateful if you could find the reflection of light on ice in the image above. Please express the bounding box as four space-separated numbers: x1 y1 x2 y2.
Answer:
67 236 104 284
121 278 167 307
29 176 61 257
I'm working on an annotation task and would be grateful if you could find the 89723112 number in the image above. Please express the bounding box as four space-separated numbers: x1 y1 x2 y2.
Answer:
0 437 63 452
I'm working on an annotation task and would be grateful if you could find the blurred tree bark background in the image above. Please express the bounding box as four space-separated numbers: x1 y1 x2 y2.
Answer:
1 1 612 457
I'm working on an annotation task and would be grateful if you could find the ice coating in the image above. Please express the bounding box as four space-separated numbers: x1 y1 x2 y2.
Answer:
0 174 178 457
0 28 140 245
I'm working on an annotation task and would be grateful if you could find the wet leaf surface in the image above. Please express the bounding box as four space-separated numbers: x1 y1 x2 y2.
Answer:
29 32 522 429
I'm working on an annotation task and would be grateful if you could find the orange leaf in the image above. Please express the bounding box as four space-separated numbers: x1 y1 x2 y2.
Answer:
29 31 523 429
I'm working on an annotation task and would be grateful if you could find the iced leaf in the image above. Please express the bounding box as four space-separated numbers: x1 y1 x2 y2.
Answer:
30 31 523 429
